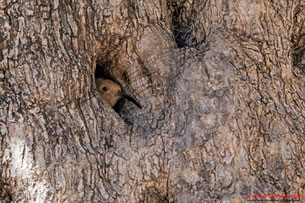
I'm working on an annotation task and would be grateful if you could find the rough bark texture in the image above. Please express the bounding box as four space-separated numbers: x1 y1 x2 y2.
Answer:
0 0 304 202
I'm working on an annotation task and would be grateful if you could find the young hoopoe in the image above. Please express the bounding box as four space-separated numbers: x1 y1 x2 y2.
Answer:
96 78 142 109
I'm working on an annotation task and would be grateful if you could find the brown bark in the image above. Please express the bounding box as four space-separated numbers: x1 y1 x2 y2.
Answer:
0 0 304 202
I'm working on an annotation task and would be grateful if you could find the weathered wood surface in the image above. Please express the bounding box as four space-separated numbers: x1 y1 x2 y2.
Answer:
0 0 304 202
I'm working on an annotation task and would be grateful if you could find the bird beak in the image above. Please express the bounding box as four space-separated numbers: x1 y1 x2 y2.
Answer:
118 91 142 109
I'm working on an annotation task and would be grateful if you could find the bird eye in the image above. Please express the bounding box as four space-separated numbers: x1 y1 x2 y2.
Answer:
102 87 108 92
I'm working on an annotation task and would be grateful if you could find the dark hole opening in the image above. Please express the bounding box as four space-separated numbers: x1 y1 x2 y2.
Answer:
94 62 143 128
95 62 126 114
95 62 112 80
168 1 201 49
291 33 305 72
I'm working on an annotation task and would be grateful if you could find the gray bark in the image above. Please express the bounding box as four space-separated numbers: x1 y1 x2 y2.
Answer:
0 0 304 202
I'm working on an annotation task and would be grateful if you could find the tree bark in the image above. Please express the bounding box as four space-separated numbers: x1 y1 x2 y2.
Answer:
0 0 304 202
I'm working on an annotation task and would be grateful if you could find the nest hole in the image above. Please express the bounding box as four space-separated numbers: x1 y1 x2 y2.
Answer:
95 62 113 80
94 62 126 113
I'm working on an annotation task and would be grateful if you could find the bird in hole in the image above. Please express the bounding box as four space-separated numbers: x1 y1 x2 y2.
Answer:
96 78 142 110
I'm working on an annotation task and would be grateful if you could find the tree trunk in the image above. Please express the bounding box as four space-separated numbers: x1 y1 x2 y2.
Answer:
0 0 304 202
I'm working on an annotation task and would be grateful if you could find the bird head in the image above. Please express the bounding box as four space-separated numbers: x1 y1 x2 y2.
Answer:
96 78 142 109
96 78 122 107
